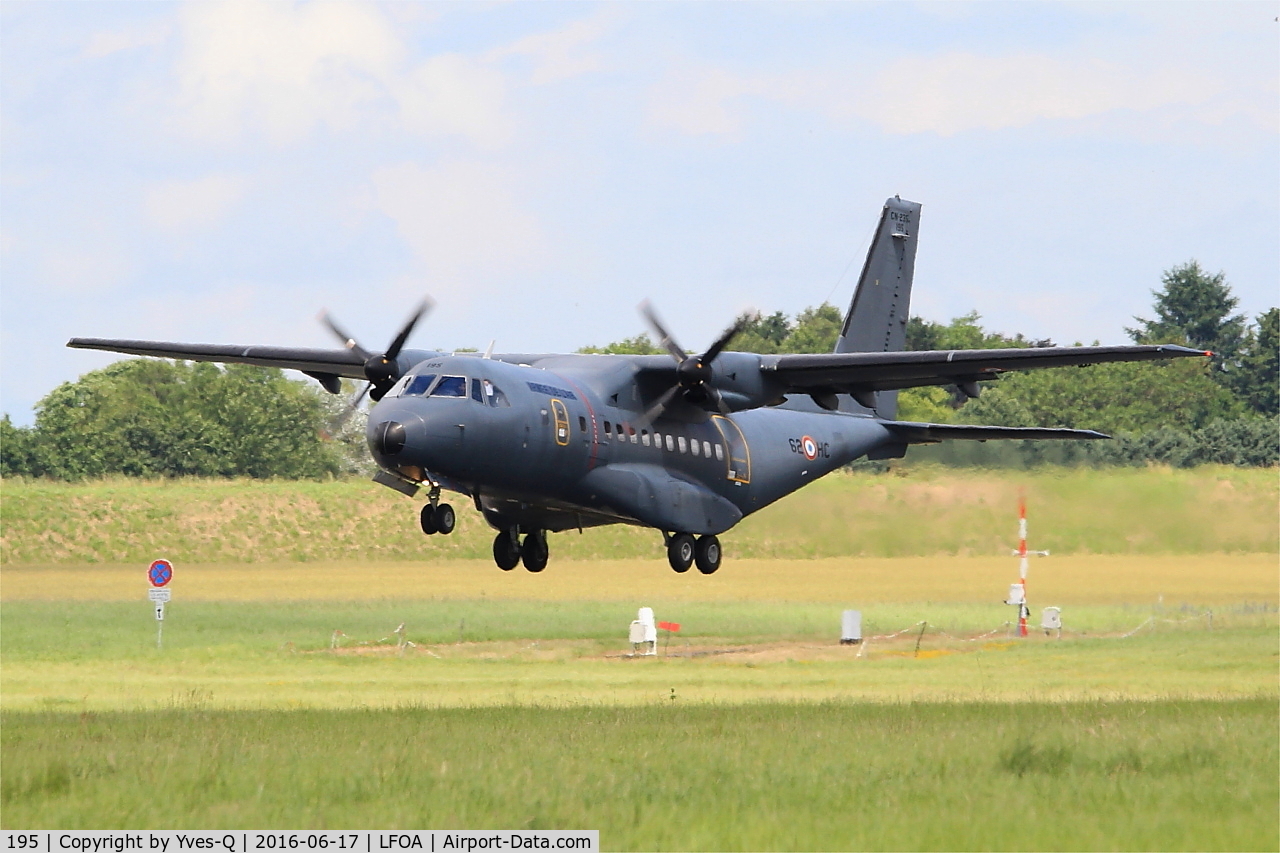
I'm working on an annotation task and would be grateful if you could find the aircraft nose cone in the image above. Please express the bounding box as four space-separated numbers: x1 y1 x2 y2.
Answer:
372 420 407 456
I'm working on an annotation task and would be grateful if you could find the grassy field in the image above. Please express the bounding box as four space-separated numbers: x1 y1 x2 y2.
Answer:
3 701 1276 850
2 468 1276 847
2 466 1275 564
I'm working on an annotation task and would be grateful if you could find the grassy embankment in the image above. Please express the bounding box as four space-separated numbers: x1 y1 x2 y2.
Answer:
2 465 1275 564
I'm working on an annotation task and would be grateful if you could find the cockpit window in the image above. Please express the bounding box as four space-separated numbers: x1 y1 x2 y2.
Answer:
401 373 437 396
483 380 510 408
471 378 484 403
431 376 468 397
386 374 412 397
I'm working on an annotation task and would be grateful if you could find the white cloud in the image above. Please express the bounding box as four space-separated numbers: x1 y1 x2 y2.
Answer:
145 174 247 233
82 21 172 59
648 50 1232 139
174 2 402 146
170 2 515 148
648 66 764 136
394 53 512 148
487 10 618 85
855 52 1220 137
40 226 133 295
371 160 547 295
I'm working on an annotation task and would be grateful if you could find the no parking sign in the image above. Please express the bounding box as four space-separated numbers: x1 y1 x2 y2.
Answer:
148 559 173 587
147 559 173 647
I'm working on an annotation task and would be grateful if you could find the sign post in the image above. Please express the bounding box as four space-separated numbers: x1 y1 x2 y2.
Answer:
147 559 173 649
658 621 680 656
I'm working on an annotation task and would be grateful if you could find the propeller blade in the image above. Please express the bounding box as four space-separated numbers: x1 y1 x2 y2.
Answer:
638 300 689 364
639 384 682 427
330 383 371 433
701 311 754 364
705 385 733 417
318 311 373 362
385 298 434 361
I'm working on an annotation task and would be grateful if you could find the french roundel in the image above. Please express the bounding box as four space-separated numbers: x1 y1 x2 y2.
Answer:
800 435 818 461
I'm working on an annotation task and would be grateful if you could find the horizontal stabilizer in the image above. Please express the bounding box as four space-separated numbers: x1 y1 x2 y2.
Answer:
884 421 1110 444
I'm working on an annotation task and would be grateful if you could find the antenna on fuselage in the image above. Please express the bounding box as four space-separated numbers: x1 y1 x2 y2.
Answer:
484 340 495 359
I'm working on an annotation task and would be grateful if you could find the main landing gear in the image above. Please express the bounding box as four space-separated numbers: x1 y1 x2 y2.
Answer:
666 532 721 575
419 486 455 536
492 528 548 573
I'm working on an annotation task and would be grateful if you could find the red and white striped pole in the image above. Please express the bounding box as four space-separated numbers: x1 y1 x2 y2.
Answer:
1010 490 1049 638
1016 494 1030 637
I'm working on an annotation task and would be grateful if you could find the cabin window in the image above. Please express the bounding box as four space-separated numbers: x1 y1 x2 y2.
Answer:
665 435 674 452
677 436 687 454
616 423 624 437
715 444 724 461
703 441 712 457
431 376 467 397
691 439 700 457
403 374 437 396
641 431 650 447
604 422 611 435
470 379 484 403
579 416 587 432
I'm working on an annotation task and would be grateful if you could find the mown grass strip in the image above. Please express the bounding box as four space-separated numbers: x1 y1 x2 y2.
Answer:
3 701 1276 851
1 599 1274 710
3 554 1277 606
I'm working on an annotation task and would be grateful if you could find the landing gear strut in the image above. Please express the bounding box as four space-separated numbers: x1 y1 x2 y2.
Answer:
419 485 455 536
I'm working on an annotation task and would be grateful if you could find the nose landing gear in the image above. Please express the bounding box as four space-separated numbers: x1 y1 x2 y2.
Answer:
419 485 456 536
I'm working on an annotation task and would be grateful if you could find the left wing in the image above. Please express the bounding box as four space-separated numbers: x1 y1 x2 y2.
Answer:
67 338 370 393
761 344 1208 396
67 338 368 377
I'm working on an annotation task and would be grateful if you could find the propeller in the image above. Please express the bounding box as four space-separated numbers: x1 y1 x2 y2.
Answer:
318 298 434 430
638 300 755 423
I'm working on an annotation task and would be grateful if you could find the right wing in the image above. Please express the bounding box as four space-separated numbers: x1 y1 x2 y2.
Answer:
762 344 1209 396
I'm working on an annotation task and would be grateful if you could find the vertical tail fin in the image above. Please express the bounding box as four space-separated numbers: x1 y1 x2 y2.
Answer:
836 196 922 418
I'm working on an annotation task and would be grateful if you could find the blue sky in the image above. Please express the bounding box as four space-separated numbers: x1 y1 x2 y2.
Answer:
2 1 1276 425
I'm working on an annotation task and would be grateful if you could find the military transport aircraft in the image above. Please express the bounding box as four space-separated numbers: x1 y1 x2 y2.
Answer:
70 197 1207 575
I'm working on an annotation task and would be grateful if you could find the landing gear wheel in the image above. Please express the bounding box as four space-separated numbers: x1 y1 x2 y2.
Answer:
420 504 438 535
435 503 456 535
695 535 721 575
667 533 695 573
521 531 549 573
492 531 521 571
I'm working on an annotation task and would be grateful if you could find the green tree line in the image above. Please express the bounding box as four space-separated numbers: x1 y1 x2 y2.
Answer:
1 361 352 480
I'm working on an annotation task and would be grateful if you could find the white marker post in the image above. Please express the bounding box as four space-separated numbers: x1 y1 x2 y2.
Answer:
147 559 174 649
